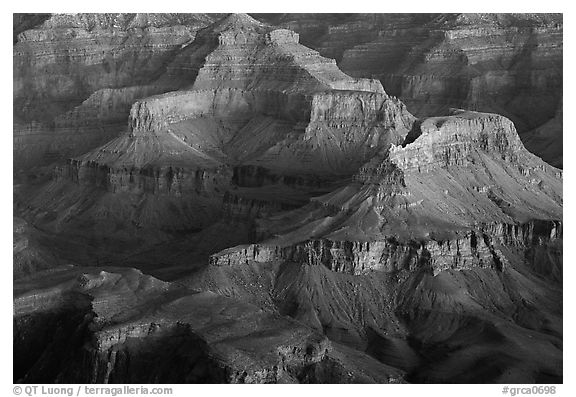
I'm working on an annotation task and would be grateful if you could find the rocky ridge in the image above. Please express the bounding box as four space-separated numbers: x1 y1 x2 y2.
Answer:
203 105 562 382
14 14 563 384
14 266 403 383
13 13 220 170
264 13 563 167
14 13 562 170
22 13 414 245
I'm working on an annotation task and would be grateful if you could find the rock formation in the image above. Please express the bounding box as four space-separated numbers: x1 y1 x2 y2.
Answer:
13 13 220 171
261 13 563 168
14 14 562 384
18 13 414 251
15 13 563 171
14 266 404 383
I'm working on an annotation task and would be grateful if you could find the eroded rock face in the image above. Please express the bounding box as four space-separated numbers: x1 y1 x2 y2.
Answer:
390 112 525 170
204 106 562 383
13 13 219 170
261 13 563 167
252 111 561 248
14 266 402 383
14 14 562 384
211 219 561 277
14 13 563 171
20 13 414 245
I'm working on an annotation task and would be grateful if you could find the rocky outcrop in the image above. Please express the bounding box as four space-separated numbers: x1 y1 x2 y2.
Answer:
14 14 563 385
210 218 560 276
251 114 561 252
14 13 563 171
221 108 562 286
261 13 563 167
13 13 218 170
389 111 524 171
14 266 402 383
117 14 413 178
24 14 414 241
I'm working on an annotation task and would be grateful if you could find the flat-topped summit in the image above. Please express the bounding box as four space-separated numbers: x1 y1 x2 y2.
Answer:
41 13 411 241
14 14 564 385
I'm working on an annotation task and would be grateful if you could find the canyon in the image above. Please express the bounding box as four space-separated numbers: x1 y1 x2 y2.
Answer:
14 13 562 172
14 13 562 384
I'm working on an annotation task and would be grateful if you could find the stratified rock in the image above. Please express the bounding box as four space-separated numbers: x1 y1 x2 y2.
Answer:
15 13 563 170
262 13 563 167
523 95 563 168
201 108 562 382
13 217 58 277
21 14 414 248
14 13 563 385
14 13 218 170
14 266 403 383
255 110 561 244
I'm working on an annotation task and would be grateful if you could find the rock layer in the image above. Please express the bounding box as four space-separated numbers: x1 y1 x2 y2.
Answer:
14 14 563 385
15 13 562 169
14 266 403 383
262 13 563 167
22 13 413 244
13 13 219 170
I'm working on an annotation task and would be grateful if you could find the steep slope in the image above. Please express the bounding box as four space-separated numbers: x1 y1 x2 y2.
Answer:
14 265 403 383
259 13 563 167
15 13 562 170
255 110 561 245
13 13 220 171
17 14 414 260
208 109 562 382
14 14 563 385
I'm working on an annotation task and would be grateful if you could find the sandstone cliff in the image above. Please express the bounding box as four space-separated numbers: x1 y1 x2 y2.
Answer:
14 14 563 384
14 266 403 383
204 107 562 382
14 13 218 170
14 13 563 170
20 13 414 246
262 13 563 167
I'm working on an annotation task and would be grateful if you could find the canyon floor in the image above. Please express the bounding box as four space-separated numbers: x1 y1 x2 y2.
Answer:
13 13 563 384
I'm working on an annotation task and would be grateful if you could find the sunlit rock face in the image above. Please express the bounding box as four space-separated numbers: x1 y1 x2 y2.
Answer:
19 13 414 248
208 108 562 383
260 13 563 167
14 14 562 384
14 13 562 170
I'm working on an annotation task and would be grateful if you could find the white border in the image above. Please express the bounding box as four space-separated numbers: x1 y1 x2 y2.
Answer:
2 2 573 395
